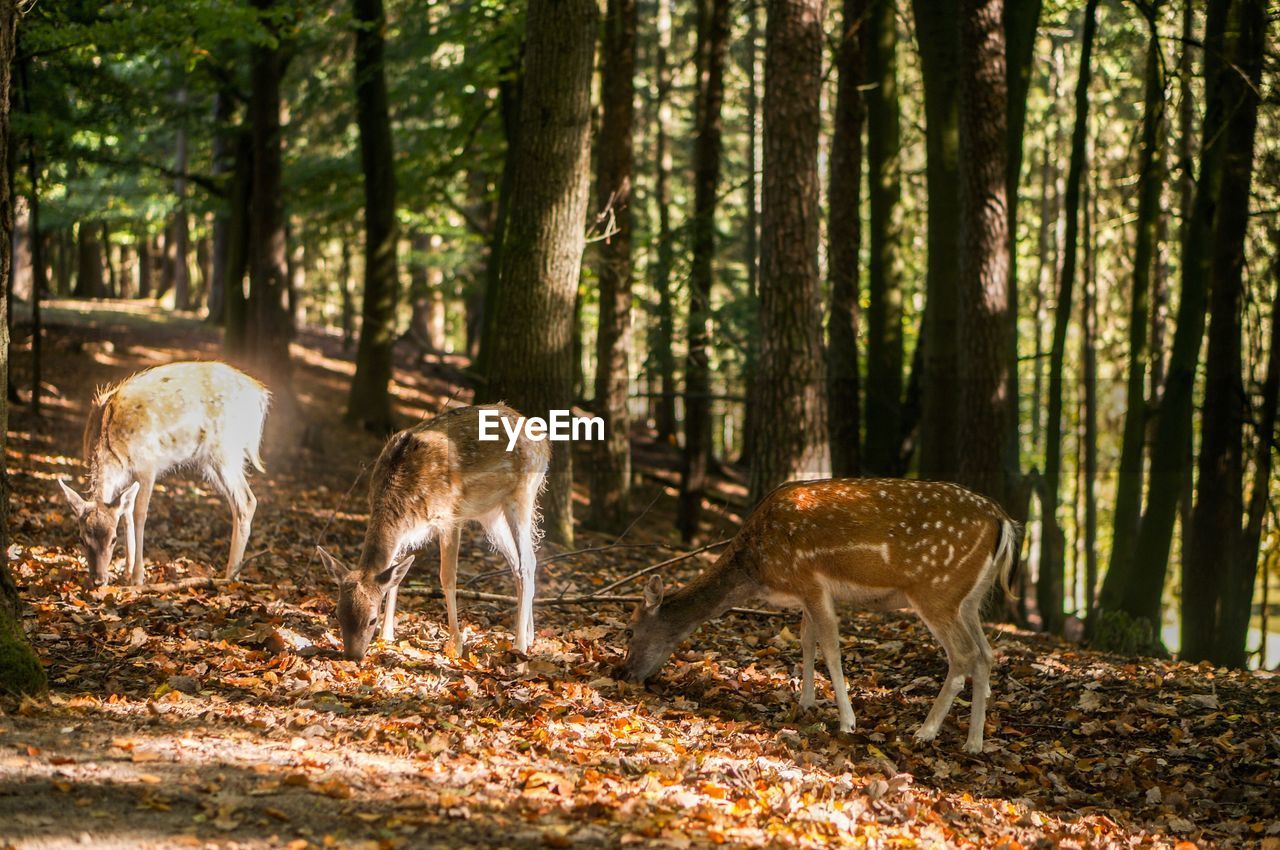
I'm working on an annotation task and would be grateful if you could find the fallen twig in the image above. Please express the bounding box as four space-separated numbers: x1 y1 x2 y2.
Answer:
590 538 731 597
398 584 781 617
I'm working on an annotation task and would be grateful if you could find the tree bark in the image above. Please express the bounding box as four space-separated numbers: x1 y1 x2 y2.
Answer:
650 0 678 445
1037 0 1096 636
750 0 830 500
1187 0 1265 668
171 84 191 311
1 0 46 696
955 0 1013 507
913 0 960 481
207 90 234 324
1097 6 1164 620
1122 0 1230 632
75 221 105 298
827 0 865 478
588 0 638 532
347 0 400 432
677 0 730 541
862 0 903 476
223 129 253 354
340 232 354 351
245 0 294 393
483 0 597 547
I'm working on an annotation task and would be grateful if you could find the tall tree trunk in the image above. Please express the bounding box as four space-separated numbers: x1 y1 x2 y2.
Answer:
827 0 864 478
475 65 521 380
913 0 960 480
101 222 116 298
407 229 433 351
650 0 677 444
588 0 638 532
1082 166 1098 616
137 229 153 299
245 0 294 393
738 3 762 466
1187 0 1265 668
677 0 729 541
340 232 354 351
1 1 46 696
347 0 400 432
208 90 234 324
751 0 830 500
286 220 304 331
1001 0 1040 495
17 53 41 417
1122 0 1230 632
955 0 1013 506
483 0 597 547
75 222 105 298
862 0 903 476
223 129 253 354
172 85 190 311
1037 0 1096 636
1097 7 1164 619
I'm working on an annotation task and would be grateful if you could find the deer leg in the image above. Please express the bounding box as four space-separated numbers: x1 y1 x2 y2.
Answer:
799 610 817 710
963 612 994 753
505 503 537 650
224 479 257 581
439 526 462 655
130 476 156 585
381 584 399 642
913 615 976 744
482 511 527 652
806 594 855 732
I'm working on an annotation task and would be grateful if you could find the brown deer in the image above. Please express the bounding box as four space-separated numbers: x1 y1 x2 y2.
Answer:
57 361 270 587
618 478 1019 753
318 404 550 661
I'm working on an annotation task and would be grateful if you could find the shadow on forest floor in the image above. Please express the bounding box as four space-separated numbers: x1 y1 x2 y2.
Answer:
2 303 1278 849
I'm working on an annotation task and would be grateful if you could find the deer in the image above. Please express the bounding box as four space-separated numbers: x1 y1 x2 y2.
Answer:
57 361 270 587
617 478 1020 753
317 403 550 662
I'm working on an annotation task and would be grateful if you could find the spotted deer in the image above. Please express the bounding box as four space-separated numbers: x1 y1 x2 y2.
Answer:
57 361 270 587
318 404 550 661
618 478 1019 753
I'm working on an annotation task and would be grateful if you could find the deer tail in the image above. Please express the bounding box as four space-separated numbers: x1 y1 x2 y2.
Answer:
994 518 1021 601
248 387 271 473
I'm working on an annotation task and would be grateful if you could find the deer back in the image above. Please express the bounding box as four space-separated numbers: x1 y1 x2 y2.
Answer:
743 479 1008 611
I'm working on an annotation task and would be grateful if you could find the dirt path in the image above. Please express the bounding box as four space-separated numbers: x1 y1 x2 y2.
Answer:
2 306 1277 849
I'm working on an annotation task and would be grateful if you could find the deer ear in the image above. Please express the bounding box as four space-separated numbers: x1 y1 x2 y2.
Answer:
376 554 415 589
112 481 141 516
57 479 90 517
316 546 349 586
643 575 664 610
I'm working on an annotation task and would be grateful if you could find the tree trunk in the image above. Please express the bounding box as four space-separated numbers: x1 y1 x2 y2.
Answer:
17 54 42 417
1186 0 1265 668
650 0 677 444
101 222 116 298
75 222 105 298
750 0 830 500
172 87 191 311
1 1 46 696
1082 167 1098 616
1037 0 1096 636
137 229 153 299
913 0 960 480
407 229 434 351
588 0 638 532
245 0 294 393
827 0 865 478
223 129 253 354
1097 7 1164 620
348 0 400 432
207 90 234 324
475 65 521 380
955 0 1013 506
738 3 761 466
677 0 730 541
483 0 597 547
287 223 305 330
862 0 903 476
340 233 354 351
1122 0 1230 632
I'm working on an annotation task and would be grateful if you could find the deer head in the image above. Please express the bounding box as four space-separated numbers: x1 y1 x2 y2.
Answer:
58 479 140 587
617 575 686 683
318 546 414 660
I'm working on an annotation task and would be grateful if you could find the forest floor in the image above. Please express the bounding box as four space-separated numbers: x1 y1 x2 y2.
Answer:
2 303 1278 850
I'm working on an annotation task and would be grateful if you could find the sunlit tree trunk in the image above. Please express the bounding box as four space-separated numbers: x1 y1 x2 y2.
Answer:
223 130 252 354
1037 0 1096 636
347 0 400 432
677 0 729 541
650 0 677 444
827 0 864 478
588 0 637 532
172 84 190 311
750 0 829 500
862 0 903 476
483 0 597 547
1097 7 1164 621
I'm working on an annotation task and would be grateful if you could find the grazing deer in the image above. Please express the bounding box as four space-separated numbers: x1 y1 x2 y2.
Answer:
618 478 1019 753
57 361 270 587
318 404 550 661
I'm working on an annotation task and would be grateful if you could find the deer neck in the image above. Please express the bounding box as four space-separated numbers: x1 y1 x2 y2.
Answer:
358 525 402 578
660 551 758 639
